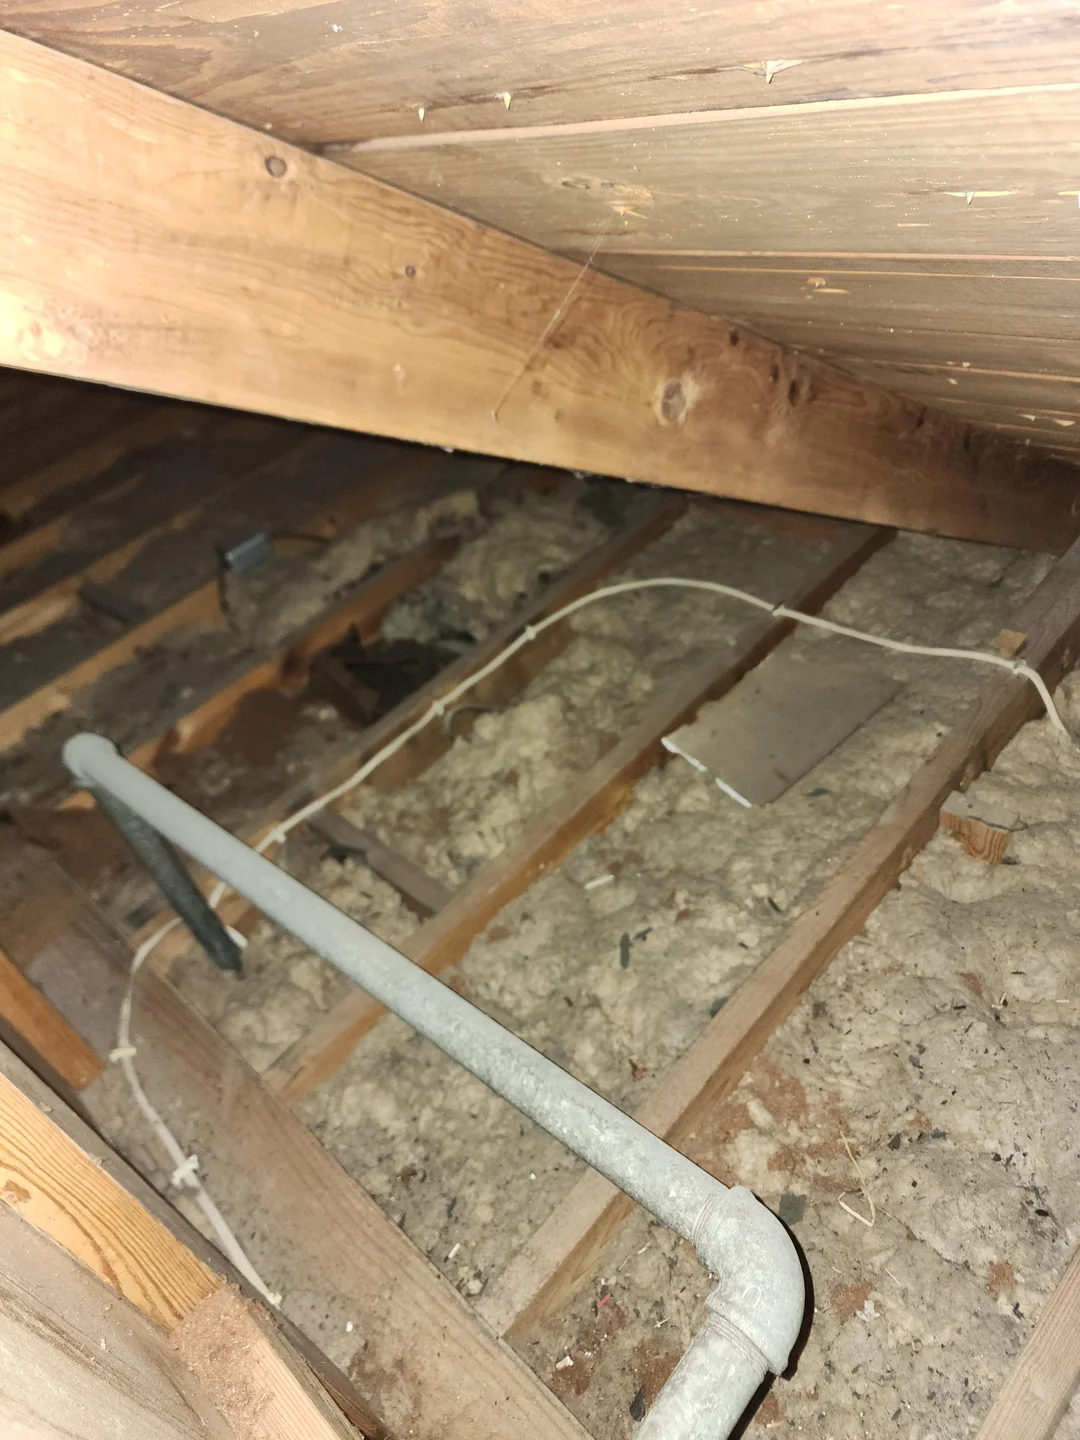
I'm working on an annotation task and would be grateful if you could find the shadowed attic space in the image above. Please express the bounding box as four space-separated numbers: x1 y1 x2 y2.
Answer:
0 365 1079 1440
1 4 1080 1437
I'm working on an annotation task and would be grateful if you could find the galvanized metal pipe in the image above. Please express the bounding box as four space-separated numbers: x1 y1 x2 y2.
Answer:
65 732 804 1438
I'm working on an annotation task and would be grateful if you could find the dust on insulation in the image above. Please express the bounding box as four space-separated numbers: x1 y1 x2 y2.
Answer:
67 473 1075 1439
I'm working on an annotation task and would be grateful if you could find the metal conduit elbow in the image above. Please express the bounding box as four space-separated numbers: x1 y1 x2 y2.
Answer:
640 1187 804 1440
63 735 806 1440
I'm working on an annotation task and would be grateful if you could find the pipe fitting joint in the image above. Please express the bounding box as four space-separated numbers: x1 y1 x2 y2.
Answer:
692 1184 804 1376
62 733 806 1440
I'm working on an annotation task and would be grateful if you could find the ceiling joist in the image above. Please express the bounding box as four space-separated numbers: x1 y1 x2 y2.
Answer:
1 29 1077 550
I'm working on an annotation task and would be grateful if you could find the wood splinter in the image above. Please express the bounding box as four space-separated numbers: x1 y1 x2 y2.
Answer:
997 627 1027 658
939 791 1017 865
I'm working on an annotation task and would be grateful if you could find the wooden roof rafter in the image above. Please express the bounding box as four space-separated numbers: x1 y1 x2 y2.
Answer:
1 29 1078 552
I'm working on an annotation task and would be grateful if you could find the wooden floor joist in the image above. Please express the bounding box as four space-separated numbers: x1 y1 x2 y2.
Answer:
306 810 455 916
476 526 1080 1340
0 448 459 756
0 499 221 647
0 415 309 644
0 1040 387 1440
323 492 688 798
51 447 495 786
61 491 684 957
0 582 227 752
264 519 889 1104
52 489 685 933
0 412 280 582
0 841 588 1440
0 946 103 1092
0 387 150 504
2 29 1077 551
0 1034 388 1440
0 468 168 581
975 1245 1080 1440
0 401 204 523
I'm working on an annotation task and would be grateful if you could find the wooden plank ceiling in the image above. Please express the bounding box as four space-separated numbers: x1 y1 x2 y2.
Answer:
5 1 1080 461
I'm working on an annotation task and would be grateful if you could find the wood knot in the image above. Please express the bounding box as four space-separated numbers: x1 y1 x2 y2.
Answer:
655 375 699 426
660 379 686 423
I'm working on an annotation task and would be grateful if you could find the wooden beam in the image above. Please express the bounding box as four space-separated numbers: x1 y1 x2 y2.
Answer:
1 30 1074 550
976 1246 1080 1440
0 1205 234 1440
477 528 1080 1340
0 945 103 1090
0 1038 391 1440
307 810 454 917
265 520 889 1104
0 580 226 752
0 457 456 757
343 87 1080 450
176 1285 362 1440
0 401 203 522
0 1065 219 1328
0 845 589 1440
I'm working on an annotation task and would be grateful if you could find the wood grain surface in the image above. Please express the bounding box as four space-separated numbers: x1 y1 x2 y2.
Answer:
0 1069 218 1327
2 31 1076 553
5 0 1079 143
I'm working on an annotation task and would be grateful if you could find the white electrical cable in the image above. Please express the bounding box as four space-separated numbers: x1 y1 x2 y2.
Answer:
112 917 282 1306
114 569 1070 1302
254 577 1065 860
